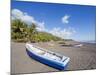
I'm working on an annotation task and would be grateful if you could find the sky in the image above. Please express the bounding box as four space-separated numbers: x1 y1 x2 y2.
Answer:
11 0 96 41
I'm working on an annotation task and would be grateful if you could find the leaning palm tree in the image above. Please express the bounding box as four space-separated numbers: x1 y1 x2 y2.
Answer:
11 19 29 42
26 23 37 42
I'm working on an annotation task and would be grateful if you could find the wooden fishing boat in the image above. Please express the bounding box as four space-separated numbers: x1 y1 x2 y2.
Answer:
26 43 70 70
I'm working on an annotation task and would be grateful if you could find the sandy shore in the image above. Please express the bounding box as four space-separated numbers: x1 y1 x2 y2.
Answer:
11 41 96 74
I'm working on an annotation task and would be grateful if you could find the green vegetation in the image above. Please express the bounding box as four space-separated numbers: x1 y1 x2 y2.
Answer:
11 19 62 42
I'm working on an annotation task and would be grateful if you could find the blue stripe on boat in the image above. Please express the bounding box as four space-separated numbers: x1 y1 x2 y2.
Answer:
26 49 69 70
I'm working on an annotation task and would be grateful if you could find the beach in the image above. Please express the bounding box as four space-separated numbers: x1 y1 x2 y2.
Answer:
11 41 96 74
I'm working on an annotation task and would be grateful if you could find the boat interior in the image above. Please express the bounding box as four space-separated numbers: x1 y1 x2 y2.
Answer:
31 45 64 61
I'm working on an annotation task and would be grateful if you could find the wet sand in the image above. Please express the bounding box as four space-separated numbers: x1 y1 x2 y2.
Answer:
11 41 96 74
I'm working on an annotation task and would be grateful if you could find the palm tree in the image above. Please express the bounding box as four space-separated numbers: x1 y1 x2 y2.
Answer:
26 23 37 42
11 19 29 42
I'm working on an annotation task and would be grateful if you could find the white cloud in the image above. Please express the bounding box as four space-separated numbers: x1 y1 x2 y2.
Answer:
11 9 36 25
62 15 70 24
36 21 46 31
12 9 23 19
49 27 76 39
11 9 45 31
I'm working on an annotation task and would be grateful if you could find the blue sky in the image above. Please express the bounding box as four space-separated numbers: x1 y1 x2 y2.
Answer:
11 1 96 41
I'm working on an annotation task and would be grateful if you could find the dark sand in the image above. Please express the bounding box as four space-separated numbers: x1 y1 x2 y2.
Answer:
11 41 96 74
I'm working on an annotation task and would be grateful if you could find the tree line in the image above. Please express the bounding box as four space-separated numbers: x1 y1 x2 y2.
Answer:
11 19 62 42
